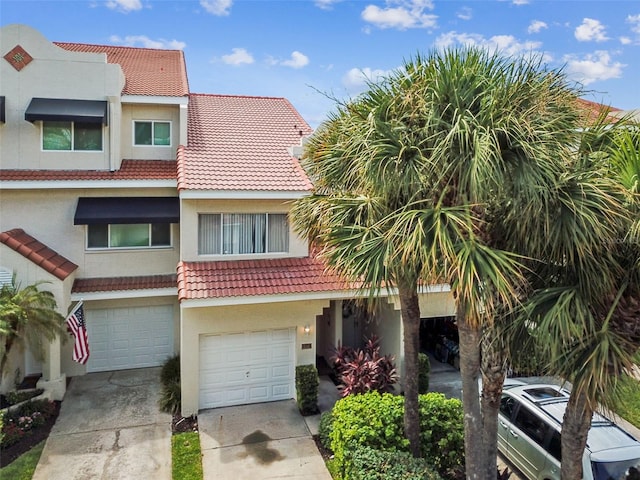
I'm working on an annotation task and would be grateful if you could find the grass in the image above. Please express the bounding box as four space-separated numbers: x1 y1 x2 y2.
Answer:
0 440 45 480
172 432 203 480
614 374 640 429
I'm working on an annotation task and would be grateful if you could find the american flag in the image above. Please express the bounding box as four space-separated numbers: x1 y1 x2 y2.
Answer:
66 301 90 365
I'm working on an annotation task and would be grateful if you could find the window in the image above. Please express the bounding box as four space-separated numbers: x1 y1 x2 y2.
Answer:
87 223 171 249
43 121 102 151
134 121 171 146
198 213 289 255
512 405 548 447
500 395 518 420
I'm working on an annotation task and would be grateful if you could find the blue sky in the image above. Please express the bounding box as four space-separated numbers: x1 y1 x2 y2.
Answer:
2 0 639 128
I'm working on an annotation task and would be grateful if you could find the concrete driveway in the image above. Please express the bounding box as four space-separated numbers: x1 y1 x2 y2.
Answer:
33 367 171 480
198 399 332 480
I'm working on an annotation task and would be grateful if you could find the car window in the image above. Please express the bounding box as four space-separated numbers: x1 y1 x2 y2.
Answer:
547 429 561 461
500 394 518 420
513 404 548 446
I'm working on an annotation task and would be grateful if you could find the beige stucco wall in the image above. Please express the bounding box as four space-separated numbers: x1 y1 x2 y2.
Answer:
0 245 73 393
419 290 456 317
119 104 182 161
180 299 329 415
180 199 308 262
0 188 180 279
0 24 124 170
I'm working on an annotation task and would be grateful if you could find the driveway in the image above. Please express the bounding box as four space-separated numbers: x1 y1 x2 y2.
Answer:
198 399 332 480
33 367 171 480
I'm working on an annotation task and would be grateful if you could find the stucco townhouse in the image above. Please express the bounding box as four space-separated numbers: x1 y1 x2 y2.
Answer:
0 23 460 415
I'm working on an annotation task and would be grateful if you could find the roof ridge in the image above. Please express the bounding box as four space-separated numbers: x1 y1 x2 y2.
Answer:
189 92 289 101
54 41 183 53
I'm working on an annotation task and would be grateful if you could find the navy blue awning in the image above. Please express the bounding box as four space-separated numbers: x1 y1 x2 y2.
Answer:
74 197 180 225
25 98 107 124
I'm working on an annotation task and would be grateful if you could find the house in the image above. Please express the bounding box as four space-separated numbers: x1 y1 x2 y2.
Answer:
0 24 457 415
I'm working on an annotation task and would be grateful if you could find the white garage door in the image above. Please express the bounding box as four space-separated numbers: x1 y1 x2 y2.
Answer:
199 328 295 409
86 305 174 373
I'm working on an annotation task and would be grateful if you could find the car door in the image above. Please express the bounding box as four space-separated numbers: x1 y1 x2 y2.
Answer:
508 404 553 480
498 394 518 460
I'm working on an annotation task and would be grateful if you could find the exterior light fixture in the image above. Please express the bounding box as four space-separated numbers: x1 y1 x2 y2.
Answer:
304 324 311 335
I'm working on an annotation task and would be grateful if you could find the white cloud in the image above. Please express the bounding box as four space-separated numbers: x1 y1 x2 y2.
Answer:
620 36 632 45
361 0 437 30
281 51 310 69
575 18 609 42
435 31 543 59
200 0 232 16
105 0 142 13
342 67 391 93
627 14 640 34
564 50 624 85
221 48 254 65
457 7 472 21
315 0 341 10
109 35 186 50
512 0 529 5
527 20 547 34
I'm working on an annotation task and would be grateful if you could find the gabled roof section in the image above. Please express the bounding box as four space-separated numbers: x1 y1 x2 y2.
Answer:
577 98 621 123
0 160 177 182
72 274 177 294
177 256 347 301
177 94 313 192
54 42 189 97
0 228 78 280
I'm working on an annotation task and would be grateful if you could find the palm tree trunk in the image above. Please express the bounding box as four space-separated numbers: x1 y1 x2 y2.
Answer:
399 285 421 457
481 325 507 480
561 388 592 480
458 311 488 480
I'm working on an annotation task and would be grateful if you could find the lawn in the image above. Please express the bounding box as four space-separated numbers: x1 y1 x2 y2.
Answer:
172 431 203 480
0 440 45 480
614 374 640 429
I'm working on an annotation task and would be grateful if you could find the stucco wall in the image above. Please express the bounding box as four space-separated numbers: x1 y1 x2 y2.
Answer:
119 104 182 161
180 198 308 262
180 299 329 415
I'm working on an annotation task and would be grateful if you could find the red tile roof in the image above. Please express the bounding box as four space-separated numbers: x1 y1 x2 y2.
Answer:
54 42 189 97
177 257 348 301
72 274 177 294
177 94 313 192
0 160 177 182
577 98 621 123
0 229 78 280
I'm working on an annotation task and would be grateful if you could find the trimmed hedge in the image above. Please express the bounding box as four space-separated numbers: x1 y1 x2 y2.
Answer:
295 364 319 415
347 445 443 480
318 410 334 450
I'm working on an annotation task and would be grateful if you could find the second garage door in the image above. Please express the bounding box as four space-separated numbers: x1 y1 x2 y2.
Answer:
199 328 295 409
86 305 174 373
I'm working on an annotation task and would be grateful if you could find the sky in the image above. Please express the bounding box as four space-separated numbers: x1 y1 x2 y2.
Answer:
1 0 639 128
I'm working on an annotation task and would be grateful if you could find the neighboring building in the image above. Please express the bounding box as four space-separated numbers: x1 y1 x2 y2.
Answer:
0 24 457 414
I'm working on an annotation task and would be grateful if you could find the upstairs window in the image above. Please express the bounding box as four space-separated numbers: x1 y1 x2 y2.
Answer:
134 121 171 146
87 223 171 249
198 213 289 255
43 121 102 151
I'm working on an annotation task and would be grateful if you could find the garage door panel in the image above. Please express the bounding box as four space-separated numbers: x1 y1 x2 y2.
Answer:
199 328 295 409
87 305 174 372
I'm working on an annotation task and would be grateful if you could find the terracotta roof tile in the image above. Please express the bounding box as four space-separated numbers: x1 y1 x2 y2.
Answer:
72 274 177 294
54 42 189 97
0 160 177 182
177 94 313 192
177 256 347 301
0 229 78 280
577 98 621 123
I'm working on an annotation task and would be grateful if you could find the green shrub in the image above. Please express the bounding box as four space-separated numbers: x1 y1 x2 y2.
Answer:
418 353 430 394
329 391 465 478
295 364 319 415
159 355 181 414
419 393 465 474
347 445 443 480
318 410 334 451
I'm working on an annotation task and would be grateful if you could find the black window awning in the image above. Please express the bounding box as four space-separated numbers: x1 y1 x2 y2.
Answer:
74 197 180 225
25 98 108 124
0 96 5 123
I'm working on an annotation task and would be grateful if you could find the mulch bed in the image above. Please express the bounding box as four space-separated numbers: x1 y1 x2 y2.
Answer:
172 413 198 434
0 400 61 468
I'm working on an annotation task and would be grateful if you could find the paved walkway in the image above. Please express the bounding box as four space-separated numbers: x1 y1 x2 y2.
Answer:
33 368 171 480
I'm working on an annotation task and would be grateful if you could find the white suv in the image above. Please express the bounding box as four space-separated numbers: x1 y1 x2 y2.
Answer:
498 380 640 480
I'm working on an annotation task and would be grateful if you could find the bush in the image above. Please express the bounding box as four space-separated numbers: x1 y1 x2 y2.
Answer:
295 364 319 415
418 352 430 394
159 355 181 414
332 336 398 397
329 391 465 478
318 410 334 451
1 399 57 448
347 445 443 480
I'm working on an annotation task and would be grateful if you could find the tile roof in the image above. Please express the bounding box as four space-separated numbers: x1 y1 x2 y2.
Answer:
72 274 177 294
177 94 313 192
177 256 348 301
0 229 78 280
54 42 189 97
577 98 621 123
0 160 177 182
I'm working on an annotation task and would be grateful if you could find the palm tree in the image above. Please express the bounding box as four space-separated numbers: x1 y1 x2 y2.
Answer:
0 275 66 378
292 47 592 477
